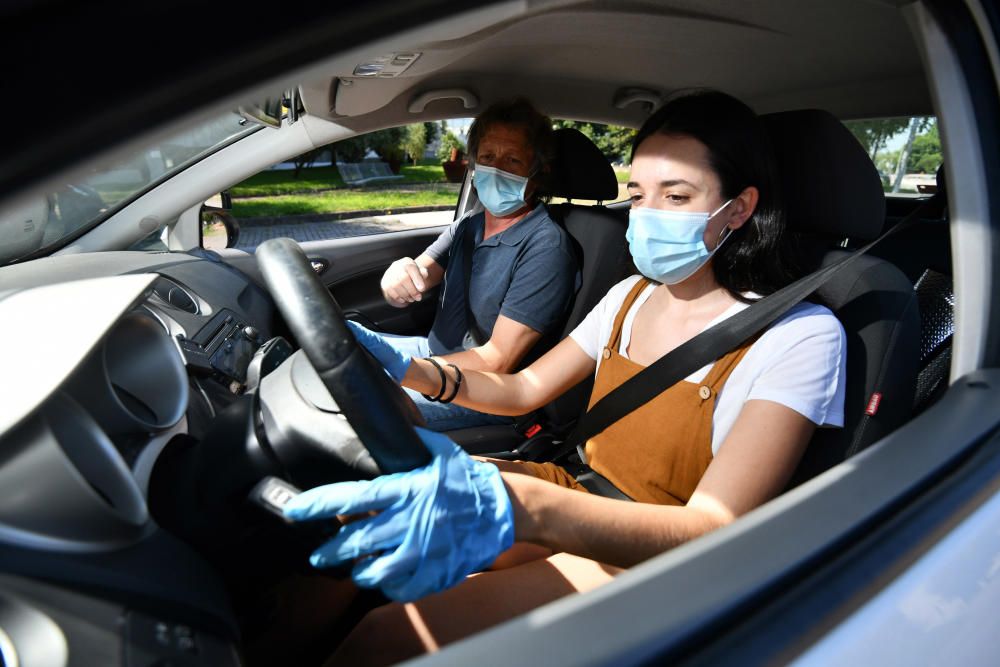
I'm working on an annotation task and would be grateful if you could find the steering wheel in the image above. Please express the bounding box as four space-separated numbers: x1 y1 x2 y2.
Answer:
255 238 431 475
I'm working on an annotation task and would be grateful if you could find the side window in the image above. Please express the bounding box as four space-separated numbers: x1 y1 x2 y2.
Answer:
550 120 635 205
214 122 471 253
843 116 942 195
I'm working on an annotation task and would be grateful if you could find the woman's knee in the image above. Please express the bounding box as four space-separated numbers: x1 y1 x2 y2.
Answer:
330 603 428 667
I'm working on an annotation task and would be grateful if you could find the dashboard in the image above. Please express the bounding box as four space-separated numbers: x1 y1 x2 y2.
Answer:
0 250 284 666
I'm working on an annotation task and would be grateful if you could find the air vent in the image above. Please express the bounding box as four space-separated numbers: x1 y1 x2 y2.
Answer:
149 277 199 314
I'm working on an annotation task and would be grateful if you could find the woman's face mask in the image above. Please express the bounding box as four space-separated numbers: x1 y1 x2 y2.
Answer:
626 199 734 285
473 164 531 217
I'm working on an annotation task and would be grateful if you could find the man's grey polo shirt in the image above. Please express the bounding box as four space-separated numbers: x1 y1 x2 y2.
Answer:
424 204 580 356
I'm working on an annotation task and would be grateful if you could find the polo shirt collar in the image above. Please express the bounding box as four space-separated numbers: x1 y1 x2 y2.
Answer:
478 203 548 248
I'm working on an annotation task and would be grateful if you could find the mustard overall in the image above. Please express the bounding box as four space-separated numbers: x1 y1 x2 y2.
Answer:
518 278 755 505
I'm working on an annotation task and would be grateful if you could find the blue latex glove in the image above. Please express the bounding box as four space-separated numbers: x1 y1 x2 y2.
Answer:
346 320 411 382
283 427 515 602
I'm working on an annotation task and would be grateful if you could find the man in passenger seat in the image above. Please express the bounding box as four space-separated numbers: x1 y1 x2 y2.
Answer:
289 89 846 665
350 97 580 431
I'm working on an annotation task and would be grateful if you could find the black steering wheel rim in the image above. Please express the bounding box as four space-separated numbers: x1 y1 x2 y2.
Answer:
255 238 431 475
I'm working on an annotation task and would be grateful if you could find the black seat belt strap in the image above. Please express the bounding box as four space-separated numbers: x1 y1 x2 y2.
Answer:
462 221 486 346
546 202 933 466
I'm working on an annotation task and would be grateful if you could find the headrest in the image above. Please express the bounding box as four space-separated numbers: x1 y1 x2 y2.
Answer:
762 109 886 241
936 163 947 197
548 128 619 201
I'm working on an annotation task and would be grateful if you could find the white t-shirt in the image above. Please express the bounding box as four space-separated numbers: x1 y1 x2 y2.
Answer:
568 275 846 455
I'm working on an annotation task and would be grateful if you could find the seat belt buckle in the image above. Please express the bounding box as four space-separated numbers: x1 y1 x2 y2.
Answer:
523 423 542 438
866 392 882 416
514 411 546 439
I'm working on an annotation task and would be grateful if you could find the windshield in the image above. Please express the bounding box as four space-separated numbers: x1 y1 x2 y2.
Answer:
0 111 256 265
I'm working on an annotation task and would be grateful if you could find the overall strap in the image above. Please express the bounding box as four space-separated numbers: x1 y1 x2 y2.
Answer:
607 278 653 352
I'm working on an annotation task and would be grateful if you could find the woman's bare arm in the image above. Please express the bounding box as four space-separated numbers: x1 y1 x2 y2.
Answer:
401 336 596 415
503 399 817 567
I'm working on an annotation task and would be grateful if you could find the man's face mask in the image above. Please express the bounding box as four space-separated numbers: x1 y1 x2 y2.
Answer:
626 199 735 285
473 164 530 217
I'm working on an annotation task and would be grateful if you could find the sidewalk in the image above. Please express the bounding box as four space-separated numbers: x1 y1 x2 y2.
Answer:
235 209 454 251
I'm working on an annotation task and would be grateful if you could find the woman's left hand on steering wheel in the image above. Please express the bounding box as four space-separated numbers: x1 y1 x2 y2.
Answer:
283 427 515 602
346 320 412 383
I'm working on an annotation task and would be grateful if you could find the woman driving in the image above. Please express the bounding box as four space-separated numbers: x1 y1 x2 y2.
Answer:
284 89 846 665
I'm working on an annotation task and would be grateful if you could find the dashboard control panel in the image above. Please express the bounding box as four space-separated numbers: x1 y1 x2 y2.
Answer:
176 309 263 385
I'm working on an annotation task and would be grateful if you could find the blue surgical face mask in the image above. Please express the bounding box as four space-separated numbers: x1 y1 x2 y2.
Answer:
473 163 531 217
626 199 734 285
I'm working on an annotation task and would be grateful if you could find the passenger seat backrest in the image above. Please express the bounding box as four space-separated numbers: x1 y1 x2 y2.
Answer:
762 109 921 487
543 203 631 430
535 128 634 431
514 128 627 366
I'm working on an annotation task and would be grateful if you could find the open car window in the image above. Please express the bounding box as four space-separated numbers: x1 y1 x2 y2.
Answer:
203 122 468 253
843 115 942 195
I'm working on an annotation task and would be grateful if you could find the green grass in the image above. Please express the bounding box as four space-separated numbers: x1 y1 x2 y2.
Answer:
230 160 447 197
232 189 458 217
398 162 448 183
231 167 346 196
614 168 630 183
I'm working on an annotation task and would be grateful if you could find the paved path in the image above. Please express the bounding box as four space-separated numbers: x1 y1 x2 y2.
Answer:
235 210 453 251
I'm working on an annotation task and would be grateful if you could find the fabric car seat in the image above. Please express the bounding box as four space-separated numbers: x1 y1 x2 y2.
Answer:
455 112 921 492
762 109 921 488
447 127 628 453
533 128 632 434
867 165 952 414
530 111 922 487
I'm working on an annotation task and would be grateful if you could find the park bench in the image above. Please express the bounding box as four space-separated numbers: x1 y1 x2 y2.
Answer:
336 160 405 186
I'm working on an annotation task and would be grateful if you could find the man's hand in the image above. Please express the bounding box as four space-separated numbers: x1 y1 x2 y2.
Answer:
381 257 431 307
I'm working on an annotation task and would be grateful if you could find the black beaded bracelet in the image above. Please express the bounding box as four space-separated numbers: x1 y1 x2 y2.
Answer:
421 357 448 402
440 363 464 404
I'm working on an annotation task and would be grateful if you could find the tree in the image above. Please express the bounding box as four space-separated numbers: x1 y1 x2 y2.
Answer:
402 123 428 165
291 147 326 178
890 117 921 192
331 135 368 163
876 149 899 181
329 127 406 172
424 121 439 147
906 121 942 174
437 131 466 161
365 127 406 170
846 118 910 161
887 117 935 192
552 120 637 164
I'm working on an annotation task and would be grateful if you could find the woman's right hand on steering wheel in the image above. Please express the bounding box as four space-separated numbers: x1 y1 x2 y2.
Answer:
283 427 515 602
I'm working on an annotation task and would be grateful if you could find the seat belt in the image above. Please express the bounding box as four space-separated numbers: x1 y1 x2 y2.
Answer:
462 220 550 440
461 220 486 347
540 199 936 485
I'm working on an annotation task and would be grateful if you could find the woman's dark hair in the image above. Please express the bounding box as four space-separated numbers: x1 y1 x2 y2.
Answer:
631 89 799 299
467 97 556 200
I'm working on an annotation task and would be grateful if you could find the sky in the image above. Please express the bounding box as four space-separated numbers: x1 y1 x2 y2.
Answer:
443 117 473 140
882 115 937 152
